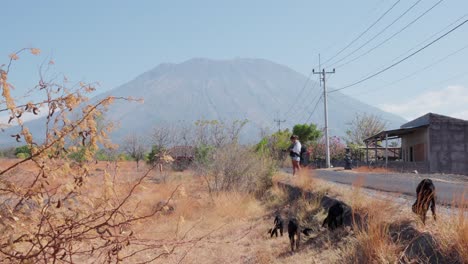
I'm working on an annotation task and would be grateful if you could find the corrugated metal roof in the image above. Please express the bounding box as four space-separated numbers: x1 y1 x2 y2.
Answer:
364 125 428 142
168 146 195 157
401 113 468 128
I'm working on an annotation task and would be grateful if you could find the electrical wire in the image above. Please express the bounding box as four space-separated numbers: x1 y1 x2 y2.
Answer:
334 0 445 69
287 81 320 119
354 42 468 96
282 67 318 118
292 90 322 124
304 94 323 123
322 0 402 66
327 0 425 68
329 19 468 93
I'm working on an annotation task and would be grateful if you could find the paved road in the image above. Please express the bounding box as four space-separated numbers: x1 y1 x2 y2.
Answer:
312 169 467 206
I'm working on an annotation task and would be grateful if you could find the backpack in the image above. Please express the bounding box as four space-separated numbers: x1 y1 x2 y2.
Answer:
300 146 307 161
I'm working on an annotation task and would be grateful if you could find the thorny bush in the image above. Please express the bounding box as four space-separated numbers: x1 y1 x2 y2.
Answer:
201 143 275 196
0 49 211 263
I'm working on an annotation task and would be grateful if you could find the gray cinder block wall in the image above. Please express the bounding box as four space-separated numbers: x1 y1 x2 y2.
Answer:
428 114 468 175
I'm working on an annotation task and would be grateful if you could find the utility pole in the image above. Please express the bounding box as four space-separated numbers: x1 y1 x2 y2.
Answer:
313 67 335 168
274 118 286 132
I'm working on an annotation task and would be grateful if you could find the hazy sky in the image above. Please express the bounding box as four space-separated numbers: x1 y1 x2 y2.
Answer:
2 0 468 122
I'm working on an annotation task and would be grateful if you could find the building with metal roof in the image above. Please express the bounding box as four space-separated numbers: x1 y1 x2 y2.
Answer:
364 113 468 175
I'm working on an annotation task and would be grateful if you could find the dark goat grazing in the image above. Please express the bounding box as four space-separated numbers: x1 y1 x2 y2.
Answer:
412 179 436 224
268 215 283 238
322 201 351 230
288 218 301 252
287 219 312 252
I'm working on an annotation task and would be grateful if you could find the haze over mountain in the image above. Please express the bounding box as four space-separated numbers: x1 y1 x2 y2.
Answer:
94 58 406 143
1 58 406 146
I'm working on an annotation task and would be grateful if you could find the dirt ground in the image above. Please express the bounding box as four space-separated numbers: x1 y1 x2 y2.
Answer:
1 160 466 263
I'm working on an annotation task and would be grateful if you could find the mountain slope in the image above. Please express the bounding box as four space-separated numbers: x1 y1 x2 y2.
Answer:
1 58 406 146
96 58 405 142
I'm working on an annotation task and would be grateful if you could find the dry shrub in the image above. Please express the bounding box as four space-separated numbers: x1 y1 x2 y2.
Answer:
345 199 400 263
202 144 275 196
263 183 288 210
354 166 393 173
347 175 368 210
0 50 222 263
433 191 468 262
293 195 323 228
291 168 316 192
210 192 265 220
338 177 400 263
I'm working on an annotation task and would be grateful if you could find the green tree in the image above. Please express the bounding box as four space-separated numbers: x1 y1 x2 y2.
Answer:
292 123 322 145
255 129 291 161
15 145 31 158
146 145 166 165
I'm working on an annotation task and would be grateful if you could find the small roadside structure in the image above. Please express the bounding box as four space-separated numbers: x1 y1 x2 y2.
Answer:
364 113 468 175
168 146 195 170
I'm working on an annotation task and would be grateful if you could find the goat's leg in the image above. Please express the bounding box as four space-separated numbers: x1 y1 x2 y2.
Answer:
431 196 436 221
322 216 328 228
289 235 295 251
296 230 300 251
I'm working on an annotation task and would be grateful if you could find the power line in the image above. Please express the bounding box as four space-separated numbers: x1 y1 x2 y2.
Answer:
334 0 445 69
327 0 425 68
387 12 467 64
305 94 323 124
283 68 316 118
322 0 401 66
286 81 320 121
432 70 468 86
292 55 323 125
290 88 322 124
355 42 468 95
355 42 468 96
297 92 322 123
273 118 286 132
284 55 321 122
318 0 389 56
313 68 335 168
329 19 468 93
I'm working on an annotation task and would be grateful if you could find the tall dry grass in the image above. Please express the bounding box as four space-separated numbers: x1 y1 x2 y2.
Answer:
345 199 400 263
199 143 276 196
354 166 394 173
433 191 468 262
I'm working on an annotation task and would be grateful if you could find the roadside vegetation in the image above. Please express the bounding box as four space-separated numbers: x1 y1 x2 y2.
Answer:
0 49 465 263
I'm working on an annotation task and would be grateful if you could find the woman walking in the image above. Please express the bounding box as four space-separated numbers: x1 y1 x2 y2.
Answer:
289 135 301 176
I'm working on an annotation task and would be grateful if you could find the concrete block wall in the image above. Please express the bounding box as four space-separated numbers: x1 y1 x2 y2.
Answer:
428 116 468 175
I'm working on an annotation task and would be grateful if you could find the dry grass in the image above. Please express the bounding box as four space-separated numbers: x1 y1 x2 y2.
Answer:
2 158 466 263
272 169 468 263
135 168 467 264
354 166 394 173
432 191 468 262
346 200 400 263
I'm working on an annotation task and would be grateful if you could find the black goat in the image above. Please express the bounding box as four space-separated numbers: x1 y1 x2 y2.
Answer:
322 201 351 230
268 215 283 238
412 178 436 224
287 218 313 252
288 218 301 252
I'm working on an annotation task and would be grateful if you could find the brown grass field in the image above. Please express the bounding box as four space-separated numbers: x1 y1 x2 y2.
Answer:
0 160 466 263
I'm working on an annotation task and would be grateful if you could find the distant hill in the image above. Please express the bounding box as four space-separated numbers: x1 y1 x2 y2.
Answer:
1 58 406 146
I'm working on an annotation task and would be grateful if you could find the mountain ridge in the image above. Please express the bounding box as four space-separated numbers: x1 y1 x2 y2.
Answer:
1 58 406 146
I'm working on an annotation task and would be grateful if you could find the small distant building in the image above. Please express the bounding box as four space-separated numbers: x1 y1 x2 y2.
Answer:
364 113 468 175
168 146 195 162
